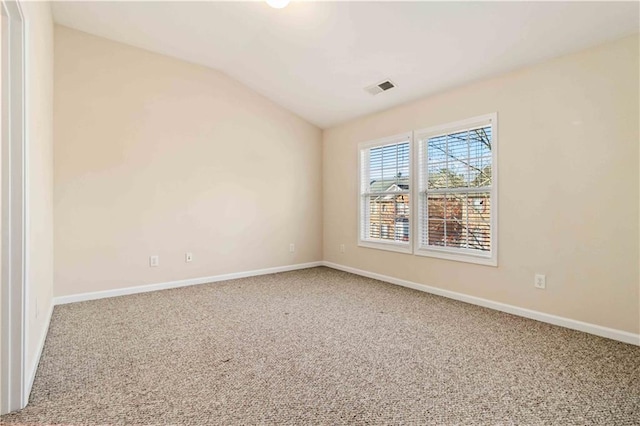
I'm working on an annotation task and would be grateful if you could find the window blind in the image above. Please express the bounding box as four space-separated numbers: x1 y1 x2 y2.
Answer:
419 124 493 255
360 138 411 246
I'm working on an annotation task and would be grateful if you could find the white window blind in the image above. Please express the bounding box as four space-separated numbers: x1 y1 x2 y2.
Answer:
358 134 412 253
416 114 497 265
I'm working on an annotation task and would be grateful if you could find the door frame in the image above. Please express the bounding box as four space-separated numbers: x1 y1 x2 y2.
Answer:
0 0 26 415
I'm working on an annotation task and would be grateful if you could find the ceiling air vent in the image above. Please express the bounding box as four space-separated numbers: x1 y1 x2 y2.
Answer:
364 80 396 96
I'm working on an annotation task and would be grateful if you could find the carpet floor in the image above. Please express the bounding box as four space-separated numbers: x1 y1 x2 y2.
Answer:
2 267 639 425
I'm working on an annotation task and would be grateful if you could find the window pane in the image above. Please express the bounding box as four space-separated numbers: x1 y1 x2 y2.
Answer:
447 130 468 163
368 141 410 192
447 160 469 188
469 127 492 158
427 135 447 163
394 194 410 242
380 195 395 240
444 193 464 247
368 195 382 239
427 193 445 220
426 125 492 190
428 163 448 189
467 192 491 251
428 219 445 247
469 156 492 187
360 137 411 249
425 194 446 246
365 194 410 243
422 120 493 258
424 191 491 251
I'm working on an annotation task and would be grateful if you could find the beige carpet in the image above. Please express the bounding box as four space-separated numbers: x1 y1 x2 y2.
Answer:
2 267 639 425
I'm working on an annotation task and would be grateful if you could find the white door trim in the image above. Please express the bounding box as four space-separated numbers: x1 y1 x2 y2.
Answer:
0 0 26 415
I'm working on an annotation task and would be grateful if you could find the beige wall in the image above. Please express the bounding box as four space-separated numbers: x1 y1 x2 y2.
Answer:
54 25 638 334
23 1 54 382
54 26 322 297
323 35 640 334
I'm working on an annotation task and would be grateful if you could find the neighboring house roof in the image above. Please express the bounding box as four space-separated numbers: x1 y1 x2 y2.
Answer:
369 178 409 192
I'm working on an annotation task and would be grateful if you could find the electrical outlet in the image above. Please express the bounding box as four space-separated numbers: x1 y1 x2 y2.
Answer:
185 252 193 263
289 243 295 253
340 244 345 253
534 274 546 289
149 255 159 267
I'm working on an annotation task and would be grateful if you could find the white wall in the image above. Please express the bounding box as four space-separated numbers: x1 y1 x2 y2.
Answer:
323 35 640 335
22 0 54 390
53 26 323 297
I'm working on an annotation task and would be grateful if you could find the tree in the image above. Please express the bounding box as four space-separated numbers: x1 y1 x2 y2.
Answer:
428 168 466 189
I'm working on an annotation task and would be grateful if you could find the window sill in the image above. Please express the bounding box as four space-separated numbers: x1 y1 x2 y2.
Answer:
414 247 497 266
358 240 413 254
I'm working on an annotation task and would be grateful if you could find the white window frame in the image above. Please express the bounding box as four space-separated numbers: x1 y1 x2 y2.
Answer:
358 132 413 254
413 113 498 266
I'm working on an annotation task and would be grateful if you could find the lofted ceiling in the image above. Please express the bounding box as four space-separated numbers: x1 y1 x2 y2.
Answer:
51 1 639 129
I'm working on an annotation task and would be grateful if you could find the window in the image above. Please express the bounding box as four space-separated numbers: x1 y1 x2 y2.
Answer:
415 114 497 265
358 133 412 253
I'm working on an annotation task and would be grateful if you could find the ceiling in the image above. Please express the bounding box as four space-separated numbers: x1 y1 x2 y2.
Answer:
51 1 639 129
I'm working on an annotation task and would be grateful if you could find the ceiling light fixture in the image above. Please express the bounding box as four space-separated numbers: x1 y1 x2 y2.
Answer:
266 0 290 9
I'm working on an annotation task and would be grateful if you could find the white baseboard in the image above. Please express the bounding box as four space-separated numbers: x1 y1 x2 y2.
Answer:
322 261 640 346
53 261 323 306
25 302 54 402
